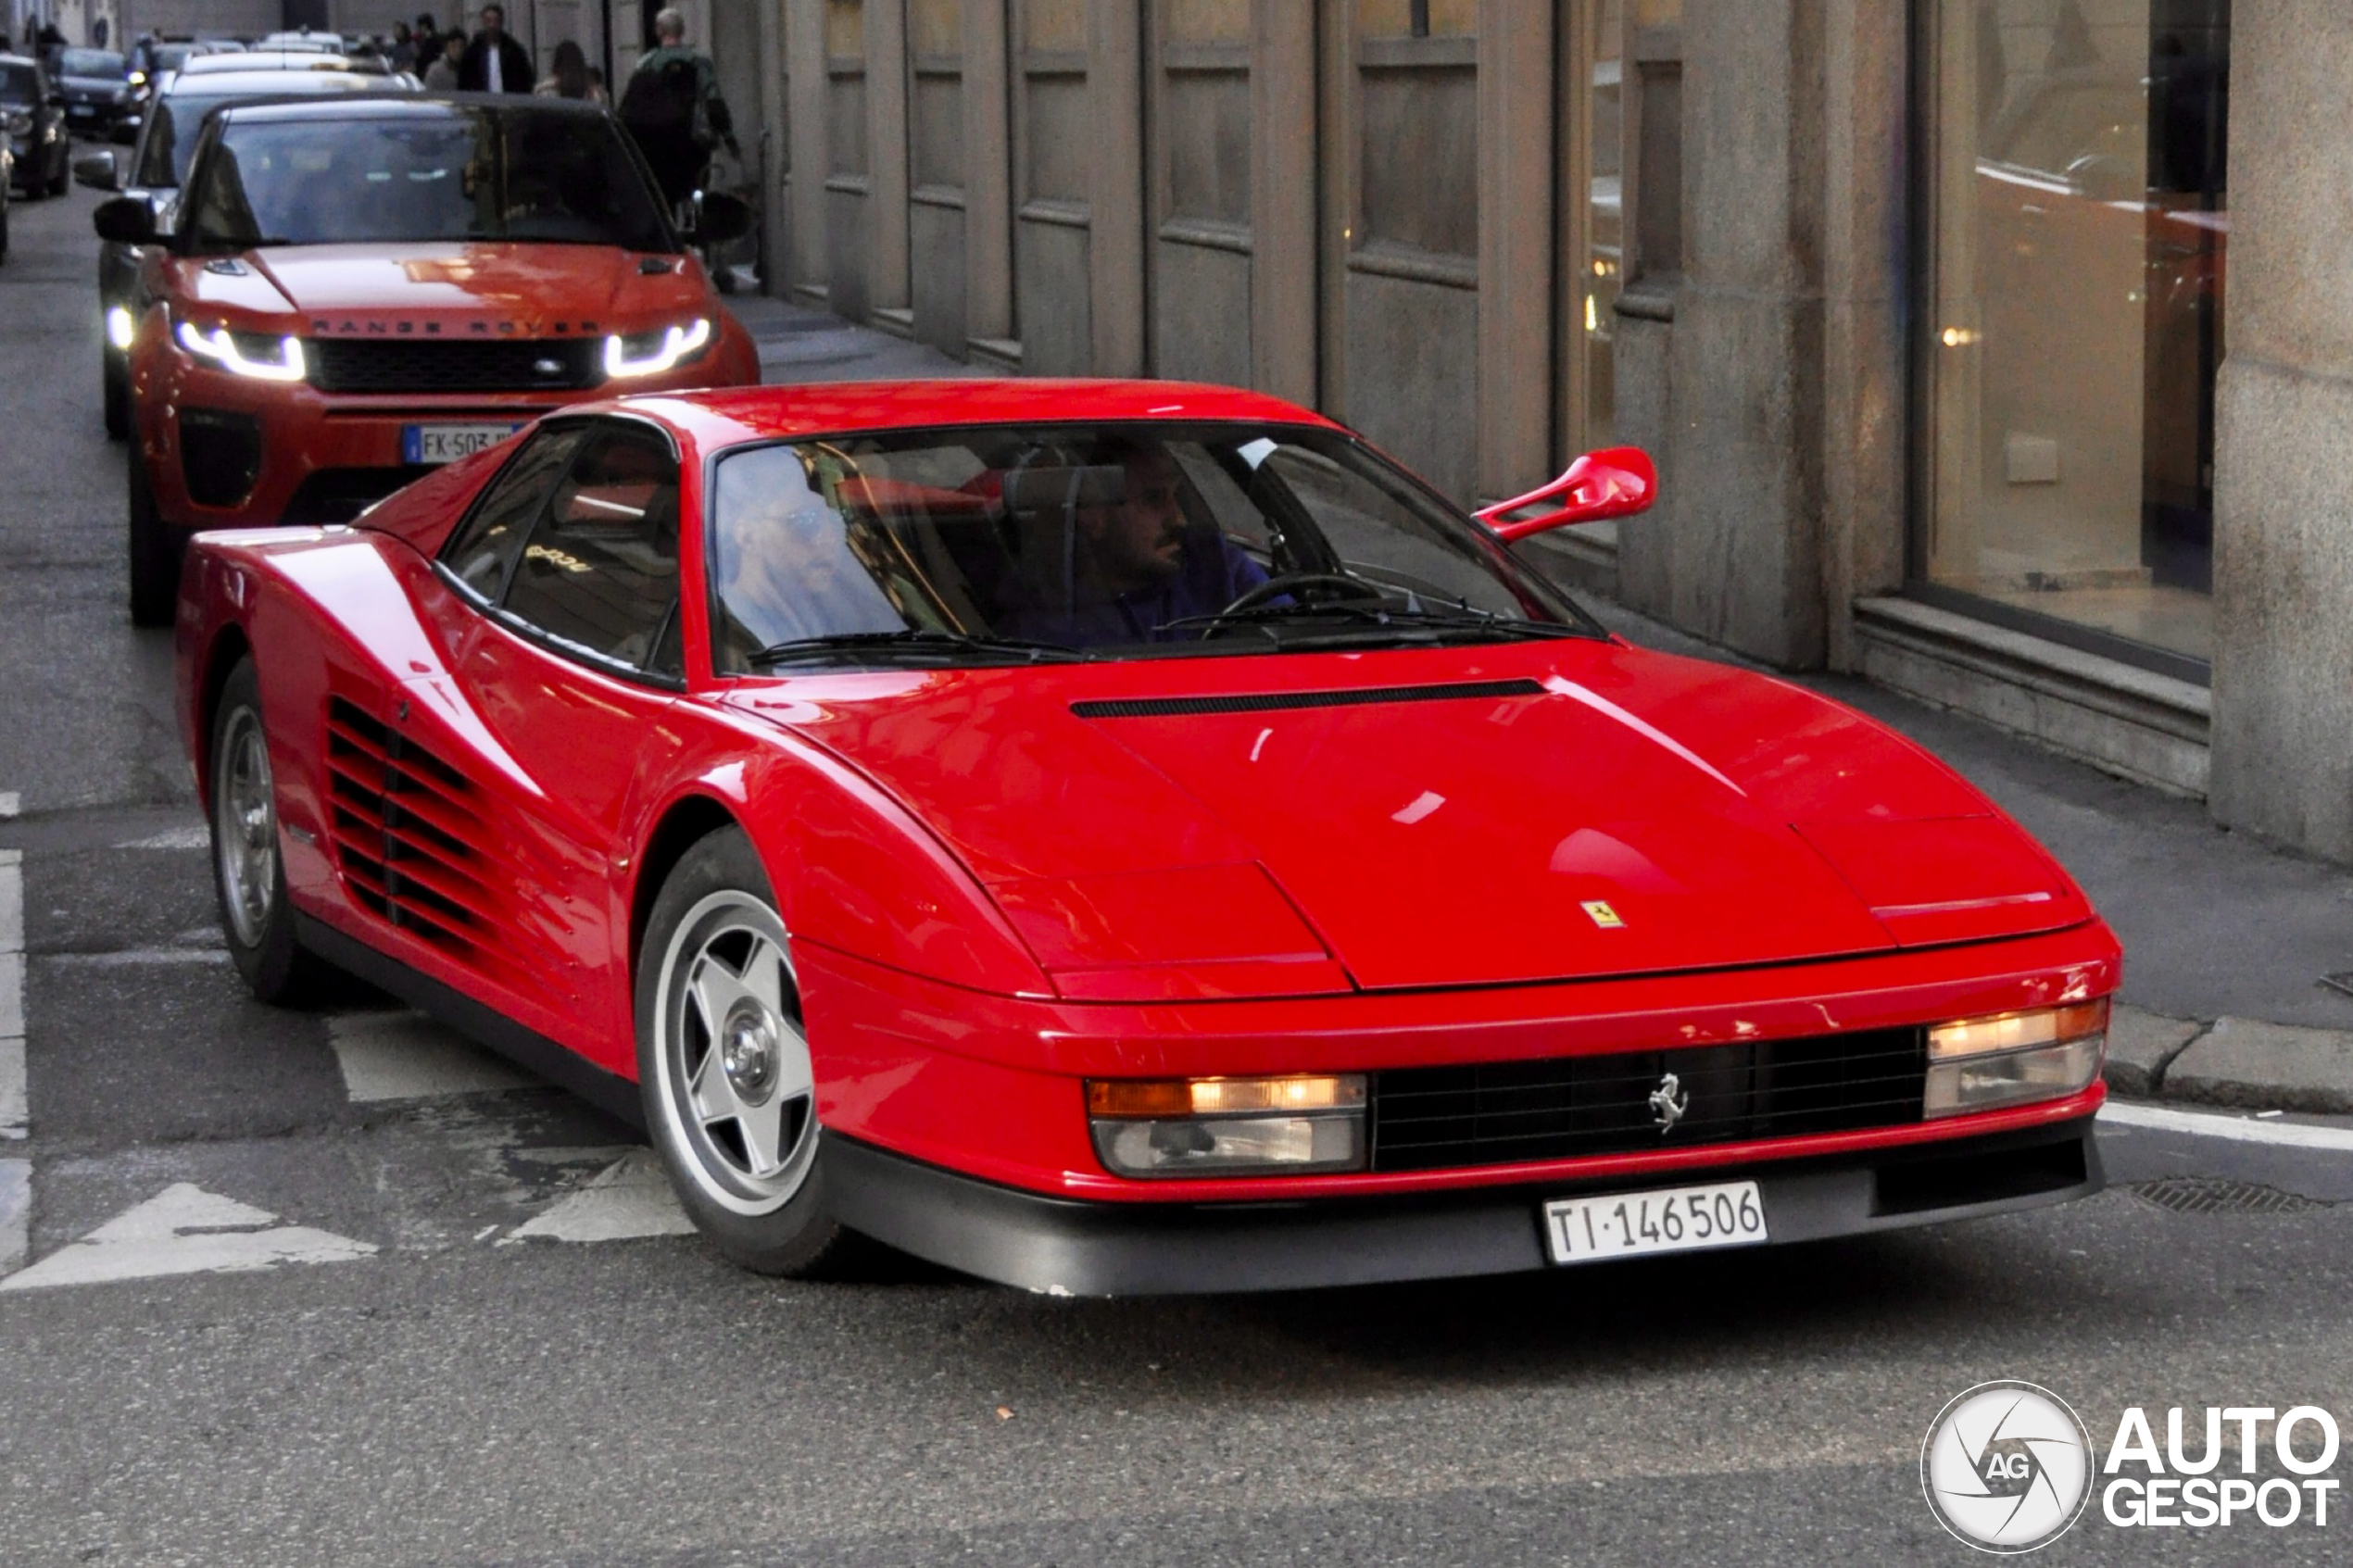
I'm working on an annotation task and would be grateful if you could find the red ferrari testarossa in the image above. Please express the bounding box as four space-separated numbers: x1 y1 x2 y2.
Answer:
177 379 2118 1294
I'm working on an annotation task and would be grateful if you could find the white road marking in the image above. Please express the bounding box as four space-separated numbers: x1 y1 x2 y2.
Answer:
0 1160 27 1274
503 1148 695 1244
112 825 209 851
0 791 17 818
329 1010 534 1102
0 1182 375 1292
0 847 21 1140
42 947 227 968
2099 1098 2353 1153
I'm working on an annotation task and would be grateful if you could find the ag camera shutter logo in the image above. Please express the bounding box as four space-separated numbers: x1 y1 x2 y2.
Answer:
1921 1381 2095 1552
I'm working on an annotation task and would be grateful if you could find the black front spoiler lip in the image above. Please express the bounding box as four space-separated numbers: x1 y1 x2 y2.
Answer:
824 1117 2103 1298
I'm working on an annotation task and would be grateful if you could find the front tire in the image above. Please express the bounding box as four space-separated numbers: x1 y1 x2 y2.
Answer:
210 658 329 1003
127 452 175 627
102 354 129 441
636 827 847 1275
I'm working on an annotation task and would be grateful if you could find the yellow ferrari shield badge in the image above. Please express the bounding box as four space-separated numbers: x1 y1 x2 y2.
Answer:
1581 899 1626 929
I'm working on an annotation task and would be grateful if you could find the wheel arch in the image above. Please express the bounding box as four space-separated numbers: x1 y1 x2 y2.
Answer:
628 792 747 985
192 620 254 811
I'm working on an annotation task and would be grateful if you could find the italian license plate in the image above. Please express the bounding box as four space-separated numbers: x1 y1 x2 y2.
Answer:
1542 1179 1767 1265
402 422 522 465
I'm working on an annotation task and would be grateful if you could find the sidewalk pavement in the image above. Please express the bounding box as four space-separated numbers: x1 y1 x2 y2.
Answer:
723 295 2353 1115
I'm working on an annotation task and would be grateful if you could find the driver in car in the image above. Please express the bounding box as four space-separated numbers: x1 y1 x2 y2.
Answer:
999 436 1269 647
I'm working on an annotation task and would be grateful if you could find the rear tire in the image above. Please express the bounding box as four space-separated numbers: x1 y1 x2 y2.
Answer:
127 452 175 628
636 827 850 1277
210 658 331 1004
102 355 129 441
44 151 66 198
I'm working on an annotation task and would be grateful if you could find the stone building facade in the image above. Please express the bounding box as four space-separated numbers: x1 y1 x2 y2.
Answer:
724 4 2349 863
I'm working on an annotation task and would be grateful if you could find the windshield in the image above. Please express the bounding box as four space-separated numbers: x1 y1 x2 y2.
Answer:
139 80 393 186
0 61 36 103
186 107 671 250
60 49 126 77
709 423 1600 671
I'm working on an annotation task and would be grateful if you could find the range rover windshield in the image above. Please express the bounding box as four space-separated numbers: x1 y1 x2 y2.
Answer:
184 105 671 251
710 423 1604 671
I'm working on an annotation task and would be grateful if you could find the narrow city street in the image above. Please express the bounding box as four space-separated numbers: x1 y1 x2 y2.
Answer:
6 175 2353 1568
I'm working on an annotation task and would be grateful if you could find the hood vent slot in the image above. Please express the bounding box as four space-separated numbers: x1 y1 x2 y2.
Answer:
1073 678 1543 721
324 696 505 972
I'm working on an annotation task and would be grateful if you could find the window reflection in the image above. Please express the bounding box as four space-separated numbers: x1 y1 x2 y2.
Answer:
1925 0 2227 664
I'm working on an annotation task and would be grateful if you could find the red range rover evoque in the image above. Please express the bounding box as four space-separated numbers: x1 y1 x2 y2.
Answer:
175 380 2120 1296
95 93 760 624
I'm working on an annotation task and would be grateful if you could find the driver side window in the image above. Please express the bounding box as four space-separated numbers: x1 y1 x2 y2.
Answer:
501 421 685 679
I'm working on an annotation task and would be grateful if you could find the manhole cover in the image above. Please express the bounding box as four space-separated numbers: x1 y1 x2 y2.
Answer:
2132 1177 2321 1214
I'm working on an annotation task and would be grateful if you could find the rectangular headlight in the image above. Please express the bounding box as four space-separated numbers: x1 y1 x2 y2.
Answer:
1925 998 2108 1118
1086 1074 1366 1177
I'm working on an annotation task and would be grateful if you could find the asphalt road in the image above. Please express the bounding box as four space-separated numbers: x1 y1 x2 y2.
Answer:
5 177 2353 1568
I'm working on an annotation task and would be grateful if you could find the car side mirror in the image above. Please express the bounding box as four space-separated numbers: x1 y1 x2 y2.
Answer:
73 150 120 191
92 194 158 245
685 190 754 246
1473 446 1658 542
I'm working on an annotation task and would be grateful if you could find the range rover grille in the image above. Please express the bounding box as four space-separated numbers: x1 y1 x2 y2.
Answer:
306 337 603 395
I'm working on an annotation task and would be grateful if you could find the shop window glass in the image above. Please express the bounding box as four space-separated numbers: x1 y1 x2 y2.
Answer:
1922 0 2228 666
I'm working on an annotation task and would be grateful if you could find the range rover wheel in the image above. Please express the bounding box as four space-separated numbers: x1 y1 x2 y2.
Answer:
127 453 174 627
210 658 329 1003
637 827 848 1275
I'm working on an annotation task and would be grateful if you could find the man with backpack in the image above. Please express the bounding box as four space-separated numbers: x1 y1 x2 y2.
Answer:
619 7 736 219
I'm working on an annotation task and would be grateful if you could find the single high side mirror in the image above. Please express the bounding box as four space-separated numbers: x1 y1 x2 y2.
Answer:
92 194 158 245
686 190 754 247
73 149 120 192
1473 446 1658 542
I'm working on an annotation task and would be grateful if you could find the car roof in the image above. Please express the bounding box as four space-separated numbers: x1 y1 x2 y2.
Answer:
214 92 608 125
180 51 388 75
162 70 409 98
615 381 1342 450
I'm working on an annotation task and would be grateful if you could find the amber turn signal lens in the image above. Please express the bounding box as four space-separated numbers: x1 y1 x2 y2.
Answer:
1085 1074 1367 1119
1929 997 2109 1060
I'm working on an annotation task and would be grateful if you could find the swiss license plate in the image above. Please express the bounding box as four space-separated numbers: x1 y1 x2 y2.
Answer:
402 422 522 465
1542 1179 1768 1265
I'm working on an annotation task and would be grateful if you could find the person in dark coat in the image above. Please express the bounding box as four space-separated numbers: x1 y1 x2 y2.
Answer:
457 5 533 94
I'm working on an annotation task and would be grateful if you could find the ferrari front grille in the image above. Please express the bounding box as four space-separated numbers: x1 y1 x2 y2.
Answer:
1368 1028 1928 1173
323 696 504 969
305 337 603 395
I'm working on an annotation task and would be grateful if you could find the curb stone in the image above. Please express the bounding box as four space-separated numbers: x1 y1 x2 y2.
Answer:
2103 1005 2207 1098
2161 1016 2353 1115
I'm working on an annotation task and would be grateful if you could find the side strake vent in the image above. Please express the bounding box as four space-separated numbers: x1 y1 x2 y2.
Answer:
1072 678 1544 721
324 696 504 972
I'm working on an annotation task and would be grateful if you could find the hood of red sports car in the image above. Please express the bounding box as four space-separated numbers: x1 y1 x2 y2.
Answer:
726 644 2092 995
187 242 712 329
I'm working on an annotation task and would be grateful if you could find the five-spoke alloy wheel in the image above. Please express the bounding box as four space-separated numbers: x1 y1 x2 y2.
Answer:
638 828 847 1273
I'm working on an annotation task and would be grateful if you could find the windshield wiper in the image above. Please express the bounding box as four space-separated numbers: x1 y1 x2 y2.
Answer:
748 629 1098 668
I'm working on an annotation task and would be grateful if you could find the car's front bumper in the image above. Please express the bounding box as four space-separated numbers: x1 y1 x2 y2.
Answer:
824 1115 2102 1296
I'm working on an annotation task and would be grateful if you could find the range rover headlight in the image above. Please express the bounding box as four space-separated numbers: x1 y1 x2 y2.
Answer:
3 109 30 137
603 317 711 379
1924 997 2108 1118
174 319 307 383
1086 1074 1367 1177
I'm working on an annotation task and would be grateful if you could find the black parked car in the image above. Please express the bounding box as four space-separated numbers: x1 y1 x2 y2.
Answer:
54 47 138 143
2 53 69 196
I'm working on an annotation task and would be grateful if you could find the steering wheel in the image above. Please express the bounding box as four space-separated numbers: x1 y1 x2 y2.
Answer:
1215 572 1386 619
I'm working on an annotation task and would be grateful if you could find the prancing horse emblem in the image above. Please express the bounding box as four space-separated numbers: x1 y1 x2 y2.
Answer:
1648 1072 1689 1134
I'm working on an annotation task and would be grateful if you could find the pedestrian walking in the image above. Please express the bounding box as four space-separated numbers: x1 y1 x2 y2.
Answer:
422 31 464 91
535 38 604 104
618 7 736 216
458 5 534 94
389 22 417 72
